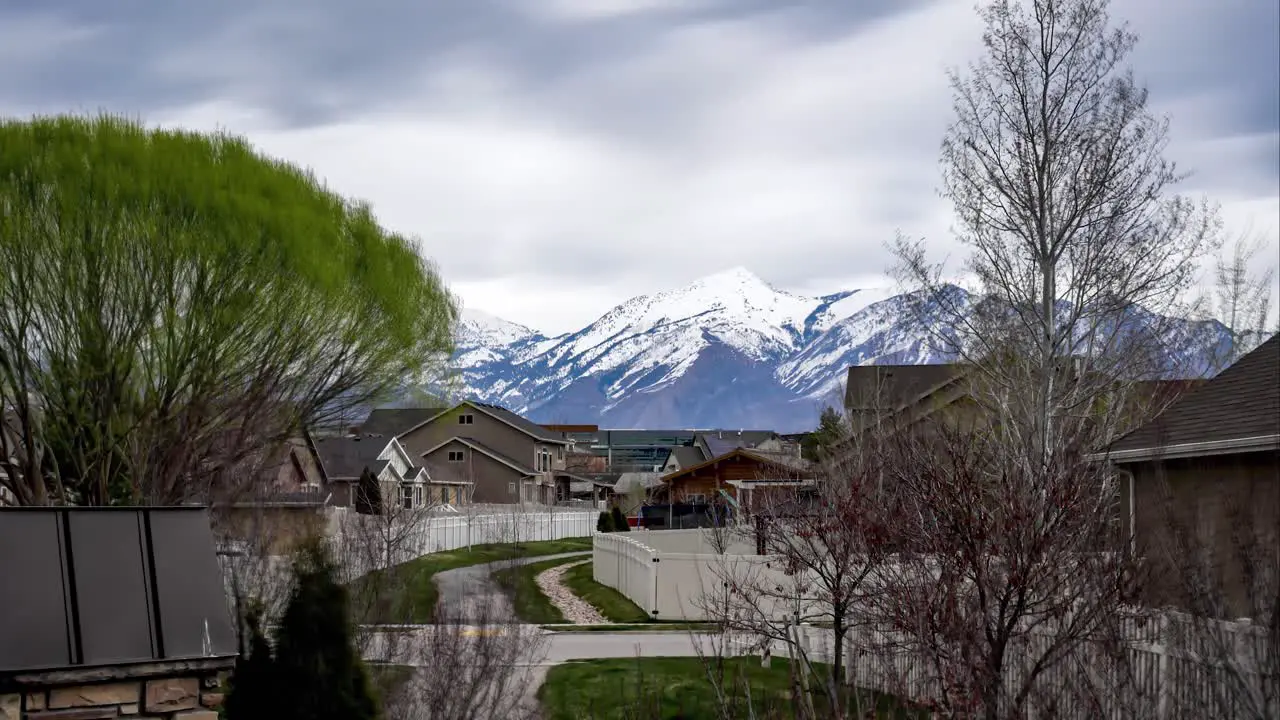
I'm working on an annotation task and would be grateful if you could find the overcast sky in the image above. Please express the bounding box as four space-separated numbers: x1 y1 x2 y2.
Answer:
3 0 1277 334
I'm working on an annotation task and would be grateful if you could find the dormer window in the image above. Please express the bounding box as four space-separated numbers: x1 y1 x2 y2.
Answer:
459 414 474 425
448 450 464 462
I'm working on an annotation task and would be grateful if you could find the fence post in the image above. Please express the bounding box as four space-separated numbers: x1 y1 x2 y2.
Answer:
1156 614 1169 720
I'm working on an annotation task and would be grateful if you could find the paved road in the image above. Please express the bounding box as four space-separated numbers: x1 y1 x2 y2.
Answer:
363 627 720 718
432 550 591 622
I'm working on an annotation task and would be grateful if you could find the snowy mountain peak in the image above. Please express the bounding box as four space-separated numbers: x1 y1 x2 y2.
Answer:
688 265 769 289
458 307 538 346
437 274 1230 432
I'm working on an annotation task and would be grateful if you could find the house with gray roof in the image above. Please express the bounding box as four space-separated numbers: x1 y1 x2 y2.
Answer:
397 401 576 505
313 434 463 513
1101 334 1279 617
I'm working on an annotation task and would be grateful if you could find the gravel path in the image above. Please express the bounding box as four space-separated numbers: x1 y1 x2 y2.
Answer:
434 551 591 622
535 560 606 624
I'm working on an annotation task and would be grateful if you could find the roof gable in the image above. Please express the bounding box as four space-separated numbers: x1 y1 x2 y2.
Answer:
1110 334 1280 458
399 401 570 444
844 363 968 412
313 434 396 480
420 436 539 476
661 447 812 483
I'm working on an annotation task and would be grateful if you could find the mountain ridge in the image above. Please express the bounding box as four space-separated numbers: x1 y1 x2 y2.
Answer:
443 268 1234 432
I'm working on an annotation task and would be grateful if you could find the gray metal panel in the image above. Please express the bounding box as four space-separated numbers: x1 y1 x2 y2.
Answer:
0 513 72 671
149 512 237 658
67 511 156 665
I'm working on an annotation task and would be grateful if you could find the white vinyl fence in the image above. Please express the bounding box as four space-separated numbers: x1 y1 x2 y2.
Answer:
593 529 803 621
783 616 1277 720
596 530 1276 718
221 506 596 620
330 506 596 580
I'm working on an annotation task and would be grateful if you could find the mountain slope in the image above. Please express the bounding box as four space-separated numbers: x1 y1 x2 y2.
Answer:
438 269 1235 432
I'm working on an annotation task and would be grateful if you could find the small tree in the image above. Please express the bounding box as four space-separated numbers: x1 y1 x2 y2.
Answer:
224 602 278 720
611 506 630 532
597 510 614 533
273 538 379 720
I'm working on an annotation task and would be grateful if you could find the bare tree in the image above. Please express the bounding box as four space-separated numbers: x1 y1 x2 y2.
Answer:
1203 231 1278 370
371 593 548 720
878 3 1221 714
870 413 1144 719
894 0 1219 461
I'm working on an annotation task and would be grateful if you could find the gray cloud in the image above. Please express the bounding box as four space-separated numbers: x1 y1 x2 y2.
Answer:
0 0 1275 332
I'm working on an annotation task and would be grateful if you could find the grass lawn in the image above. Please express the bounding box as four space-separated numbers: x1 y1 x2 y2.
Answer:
367 663 415 705
561 559 652 623
538 657 924 720
349 537 592 623
492 555 589 624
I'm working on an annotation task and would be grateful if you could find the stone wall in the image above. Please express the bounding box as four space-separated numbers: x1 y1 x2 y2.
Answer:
1 668 228 720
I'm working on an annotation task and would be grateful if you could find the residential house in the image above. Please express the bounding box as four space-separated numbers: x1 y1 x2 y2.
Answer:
662 445 709 474
659 430 793 473
656 447 815 512
841 362 1199 442
312 434 453 512
844 363 973 434
1103 334 1279 617
397 401 579 505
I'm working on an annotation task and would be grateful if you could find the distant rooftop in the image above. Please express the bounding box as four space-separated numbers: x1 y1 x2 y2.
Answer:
360 407 447 436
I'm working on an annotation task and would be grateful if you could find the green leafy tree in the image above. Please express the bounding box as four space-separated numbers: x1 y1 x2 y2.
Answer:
0 114 458 506
610 506 630 532
224 602 278 720
273 538 379 720
596 510 614 533
808 406 845 461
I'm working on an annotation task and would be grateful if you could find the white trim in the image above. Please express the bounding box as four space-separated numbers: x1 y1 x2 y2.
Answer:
419 437 538 477
725 479 815 488
1092 434 1280 463
397 401 570 445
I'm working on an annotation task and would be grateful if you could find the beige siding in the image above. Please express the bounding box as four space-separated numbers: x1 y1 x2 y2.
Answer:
400 404 564 472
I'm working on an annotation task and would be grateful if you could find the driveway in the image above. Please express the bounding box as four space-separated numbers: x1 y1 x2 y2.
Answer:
432 550 591 622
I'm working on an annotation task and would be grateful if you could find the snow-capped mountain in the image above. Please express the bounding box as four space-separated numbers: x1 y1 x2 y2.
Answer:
438 268 1235 432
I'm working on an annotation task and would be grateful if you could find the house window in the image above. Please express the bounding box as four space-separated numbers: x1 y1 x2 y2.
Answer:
401 484 415 509
414 485 423 506
508 481 517 496
459 414 474 425
448 450 464 462
686 493 706 504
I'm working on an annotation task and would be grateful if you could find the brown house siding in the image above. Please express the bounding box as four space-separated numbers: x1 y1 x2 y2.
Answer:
422 439 524 504
667 455 804 504
1121 450 1280 618
399 404 566 474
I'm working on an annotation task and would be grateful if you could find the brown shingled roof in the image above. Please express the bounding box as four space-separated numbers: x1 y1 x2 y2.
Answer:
1110 334 1279 459
844 364 967 411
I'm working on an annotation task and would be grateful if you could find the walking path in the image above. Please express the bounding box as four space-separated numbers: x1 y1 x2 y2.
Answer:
432 550 591 622
534 559 605 624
